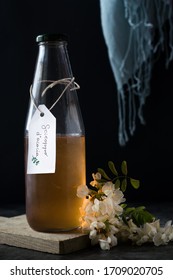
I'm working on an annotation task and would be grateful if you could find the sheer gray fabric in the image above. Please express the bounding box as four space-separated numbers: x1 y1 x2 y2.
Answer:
100 0 173 145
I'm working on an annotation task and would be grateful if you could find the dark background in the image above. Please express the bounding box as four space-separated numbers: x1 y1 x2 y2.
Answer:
0 0 173 205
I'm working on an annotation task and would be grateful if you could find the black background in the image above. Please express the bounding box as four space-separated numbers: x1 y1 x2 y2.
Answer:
0 0 173 205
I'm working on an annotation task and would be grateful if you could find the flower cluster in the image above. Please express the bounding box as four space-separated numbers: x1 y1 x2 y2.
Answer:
119 219 173 246
77 173 126 250
77 161 173 250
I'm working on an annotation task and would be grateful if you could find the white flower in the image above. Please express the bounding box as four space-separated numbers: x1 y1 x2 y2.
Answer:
92 198 100 212
82 199 93 214
128 219 138 231
153 220 173 246
92 198 110 216
136 235 150 245
113 204 124 215
108 233 118 247
93 172 101 180
97 214 109 222
91 233 105 246
89 229 97 239
109 224 119 235
112 189 126 204
153 232 166 246
102 197 114 215
90 221 105 231
142 222 157 237
123 219 173 246
76 168 173 250
98 234 117 250
164 220 173 239
90 172 101 186
99 237 111 250
102 182 115 196
109 216 122 226
118 219 137 242
77 185 89 198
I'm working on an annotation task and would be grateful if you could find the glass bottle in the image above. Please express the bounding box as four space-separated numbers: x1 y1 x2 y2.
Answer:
25 34 86 232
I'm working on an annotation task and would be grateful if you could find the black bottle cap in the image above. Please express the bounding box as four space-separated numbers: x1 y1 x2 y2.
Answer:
36 33 68 43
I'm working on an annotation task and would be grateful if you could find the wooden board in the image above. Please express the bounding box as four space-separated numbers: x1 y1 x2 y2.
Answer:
0 215 90 254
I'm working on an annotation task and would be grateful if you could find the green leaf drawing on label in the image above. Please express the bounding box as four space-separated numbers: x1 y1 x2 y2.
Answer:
32 156 40 165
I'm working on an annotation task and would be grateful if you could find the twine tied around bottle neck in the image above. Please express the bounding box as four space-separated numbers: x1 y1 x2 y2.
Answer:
29 77 80 115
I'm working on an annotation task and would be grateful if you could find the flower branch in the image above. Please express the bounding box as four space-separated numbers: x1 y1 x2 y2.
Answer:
77 161 173 250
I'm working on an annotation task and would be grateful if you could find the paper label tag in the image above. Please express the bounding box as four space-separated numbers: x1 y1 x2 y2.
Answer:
27 105 56 174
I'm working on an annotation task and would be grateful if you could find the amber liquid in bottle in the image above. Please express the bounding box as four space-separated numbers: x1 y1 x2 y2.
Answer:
25 135 85 232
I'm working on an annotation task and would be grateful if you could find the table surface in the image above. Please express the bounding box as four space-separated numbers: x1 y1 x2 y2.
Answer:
0 202 173 260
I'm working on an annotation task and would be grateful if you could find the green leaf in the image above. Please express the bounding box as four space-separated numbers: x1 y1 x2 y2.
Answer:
121 178 127 192
136 206 145 211
121 203 127 208
123 206 155 227
122 207 135 225
133 209 154 226
95 178 107 183
141 210 155 224
108 161 118 176
121 161 128 175
130 178 140 189
114 179 120 189
97 168 111 180
124 207 135 214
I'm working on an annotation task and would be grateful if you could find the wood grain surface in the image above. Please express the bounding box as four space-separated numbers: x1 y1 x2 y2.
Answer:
0 215 90 254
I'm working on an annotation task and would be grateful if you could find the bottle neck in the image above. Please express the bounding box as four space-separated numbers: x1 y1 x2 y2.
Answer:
25 38 85 136
36 41 72 81
31 40 74 112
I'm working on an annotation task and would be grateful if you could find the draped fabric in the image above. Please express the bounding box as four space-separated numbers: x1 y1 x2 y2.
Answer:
100 0 173 145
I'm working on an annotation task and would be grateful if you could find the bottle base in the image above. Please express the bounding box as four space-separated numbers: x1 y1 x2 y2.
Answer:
26 219 80 233
32 226 80 233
